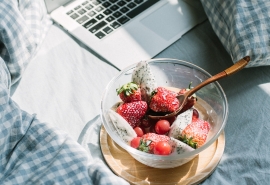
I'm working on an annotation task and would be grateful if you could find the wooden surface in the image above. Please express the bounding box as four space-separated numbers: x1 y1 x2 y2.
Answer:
100 126 225 185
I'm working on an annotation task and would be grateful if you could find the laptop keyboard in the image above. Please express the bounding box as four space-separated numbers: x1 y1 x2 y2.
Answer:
66 0 160 39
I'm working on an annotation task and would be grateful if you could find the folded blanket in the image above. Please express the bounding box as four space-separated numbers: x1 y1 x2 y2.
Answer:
0 0 51 85
0 1 128 184
201 0 270 67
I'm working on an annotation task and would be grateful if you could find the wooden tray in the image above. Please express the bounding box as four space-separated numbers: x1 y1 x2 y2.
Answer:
100 126 225 185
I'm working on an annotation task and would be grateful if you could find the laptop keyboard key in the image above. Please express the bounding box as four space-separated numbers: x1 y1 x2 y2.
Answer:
117 16 130 24
95 31 106 39
95 6 104 12
106 16 115 22
83 18 98 28
82 1 88 5
77 15 89 24
113 11 122 18
103 9 112 15
92 0 101 5
120 7 129 13
134 0 143 4
66 10 74 15
109 0 118 3
117 0 126 6
70 13 79 19
110 5 119 11
96 14 105 20
102 2 111 8
103 26 113 34
85 4 94 10
89 21 107 33
127 0 159 18
78 9 87 15
74 5 81 10
127 2 136 9
88 11 97 17
111 21 121 29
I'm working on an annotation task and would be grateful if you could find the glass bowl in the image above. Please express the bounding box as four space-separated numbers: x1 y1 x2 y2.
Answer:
101 58 228 169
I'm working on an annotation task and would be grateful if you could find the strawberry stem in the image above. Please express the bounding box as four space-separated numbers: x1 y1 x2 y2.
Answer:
178 135 198 149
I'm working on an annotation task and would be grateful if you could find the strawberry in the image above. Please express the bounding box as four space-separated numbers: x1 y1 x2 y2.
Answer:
117 82 141 103
178 83 197 113
149 87 179 113
179 118 210 148
139 133 170 153
116 101 147 128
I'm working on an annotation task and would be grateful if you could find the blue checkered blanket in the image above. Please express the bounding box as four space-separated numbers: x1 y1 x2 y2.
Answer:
201 0 270 67
0 1 128 184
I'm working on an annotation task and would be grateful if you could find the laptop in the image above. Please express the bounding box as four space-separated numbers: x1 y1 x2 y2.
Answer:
44 0 206 70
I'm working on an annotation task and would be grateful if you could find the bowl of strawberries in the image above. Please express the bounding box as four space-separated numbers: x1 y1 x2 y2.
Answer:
101 58 228 169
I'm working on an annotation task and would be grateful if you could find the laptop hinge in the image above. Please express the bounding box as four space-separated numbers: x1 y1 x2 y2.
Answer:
44 0 76 13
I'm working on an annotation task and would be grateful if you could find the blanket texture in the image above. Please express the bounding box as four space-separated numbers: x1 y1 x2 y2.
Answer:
201 0 270 67
0 1 128 184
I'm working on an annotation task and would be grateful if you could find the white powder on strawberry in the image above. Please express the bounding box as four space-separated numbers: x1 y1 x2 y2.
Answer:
132 61 157 102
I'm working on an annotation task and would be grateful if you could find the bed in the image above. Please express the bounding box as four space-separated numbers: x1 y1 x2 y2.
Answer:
2 0 270 184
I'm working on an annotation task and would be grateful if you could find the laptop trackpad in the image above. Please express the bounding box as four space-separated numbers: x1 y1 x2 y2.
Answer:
140 2 197 41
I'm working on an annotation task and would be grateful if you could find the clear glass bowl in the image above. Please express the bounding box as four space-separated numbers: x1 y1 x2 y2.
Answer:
101 58 228 169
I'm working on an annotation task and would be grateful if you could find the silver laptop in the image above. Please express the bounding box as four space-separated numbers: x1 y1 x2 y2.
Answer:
44 0 206 70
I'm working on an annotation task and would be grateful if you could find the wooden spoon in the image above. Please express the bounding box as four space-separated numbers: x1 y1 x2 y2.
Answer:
148 56 250 119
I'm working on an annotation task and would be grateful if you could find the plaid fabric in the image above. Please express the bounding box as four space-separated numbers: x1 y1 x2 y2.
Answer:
0 1 129 184
201 0 270 67
0 0 51 85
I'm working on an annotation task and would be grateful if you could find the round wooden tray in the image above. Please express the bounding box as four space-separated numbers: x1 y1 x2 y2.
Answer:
100 126 225 185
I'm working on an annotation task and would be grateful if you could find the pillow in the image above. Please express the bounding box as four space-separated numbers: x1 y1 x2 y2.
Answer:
201 0 270 67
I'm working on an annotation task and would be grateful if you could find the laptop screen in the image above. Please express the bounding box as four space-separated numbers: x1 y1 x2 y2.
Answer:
44 0 73 13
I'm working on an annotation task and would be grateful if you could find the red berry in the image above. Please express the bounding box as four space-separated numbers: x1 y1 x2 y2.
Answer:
134 127 144 137
149 87 179 112
130 137 141 148
116 101 148 128
155 120 170 135
141 133 170 153
153 141 172 155
117 82 141 103
181 119 210 148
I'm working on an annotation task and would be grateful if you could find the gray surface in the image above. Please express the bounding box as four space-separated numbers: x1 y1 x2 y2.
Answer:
157 20 270 184
12 19 270 184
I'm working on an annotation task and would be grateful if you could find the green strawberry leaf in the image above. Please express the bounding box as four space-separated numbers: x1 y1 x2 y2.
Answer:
178 135 198 149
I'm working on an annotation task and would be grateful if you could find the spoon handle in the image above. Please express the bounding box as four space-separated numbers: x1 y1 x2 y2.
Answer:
187 56 250 96
224 56 250 75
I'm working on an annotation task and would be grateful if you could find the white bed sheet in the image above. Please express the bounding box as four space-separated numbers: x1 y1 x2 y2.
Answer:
11 25 119 142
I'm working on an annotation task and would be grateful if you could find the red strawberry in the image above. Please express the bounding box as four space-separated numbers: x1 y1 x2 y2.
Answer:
139 133 170 153
149 87 179 113
116 101 147 128
117 82 141 103
180 118 210 148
